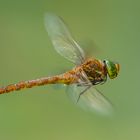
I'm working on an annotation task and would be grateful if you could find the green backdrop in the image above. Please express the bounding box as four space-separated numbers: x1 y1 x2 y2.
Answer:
0 0 139 140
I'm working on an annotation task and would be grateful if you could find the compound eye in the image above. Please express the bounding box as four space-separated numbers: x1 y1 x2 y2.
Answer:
104 60 119 79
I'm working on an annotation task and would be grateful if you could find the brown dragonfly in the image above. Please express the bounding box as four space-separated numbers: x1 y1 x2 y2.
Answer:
0 13 120 115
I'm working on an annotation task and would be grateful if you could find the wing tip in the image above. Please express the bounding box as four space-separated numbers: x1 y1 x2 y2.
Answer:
44 12 59 21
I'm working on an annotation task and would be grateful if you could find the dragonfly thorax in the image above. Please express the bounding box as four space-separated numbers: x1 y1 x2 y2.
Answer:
81 59 107 85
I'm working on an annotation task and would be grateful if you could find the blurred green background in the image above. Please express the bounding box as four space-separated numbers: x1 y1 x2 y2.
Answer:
0 0 139 140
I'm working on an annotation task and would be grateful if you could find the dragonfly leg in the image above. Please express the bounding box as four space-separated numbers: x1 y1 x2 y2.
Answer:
77 82 92 87
100 76 107 85
76 86 91 103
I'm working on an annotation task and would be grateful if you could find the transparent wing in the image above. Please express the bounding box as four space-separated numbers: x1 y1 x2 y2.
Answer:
67 84 113 116
44 13 85 65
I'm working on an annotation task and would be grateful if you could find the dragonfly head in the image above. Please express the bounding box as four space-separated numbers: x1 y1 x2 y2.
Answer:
103 60 120 79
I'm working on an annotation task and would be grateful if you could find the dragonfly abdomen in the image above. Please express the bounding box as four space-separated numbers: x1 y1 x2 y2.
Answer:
0 72 77 94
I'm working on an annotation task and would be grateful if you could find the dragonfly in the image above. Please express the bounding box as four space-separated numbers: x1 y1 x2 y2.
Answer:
0 13 120 115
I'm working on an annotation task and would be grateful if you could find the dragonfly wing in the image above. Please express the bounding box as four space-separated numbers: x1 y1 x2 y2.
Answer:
67 84 113 115
44 13 85 65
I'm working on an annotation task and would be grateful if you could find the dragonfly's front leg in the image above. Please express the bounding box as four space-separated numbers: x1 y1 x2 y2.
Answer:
76 85 92 103
77 81 92 87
